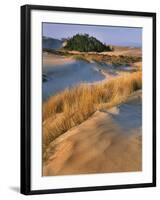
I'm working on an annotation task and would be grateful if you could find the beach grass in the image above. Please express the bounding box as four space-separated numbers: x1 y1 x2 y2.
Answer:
42 71 142 153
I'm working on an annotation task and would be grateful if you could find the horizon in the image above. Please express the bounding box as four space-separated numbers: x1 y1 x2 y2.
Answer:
43 23 142 47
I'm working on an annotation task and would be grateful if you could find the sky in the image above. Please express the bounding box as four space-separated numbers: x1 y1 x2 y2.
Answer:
43 23 142 47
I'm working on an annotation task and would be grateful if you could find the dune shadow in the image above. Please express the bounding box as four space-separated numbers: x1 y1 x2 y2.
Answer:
43 60 105 101
110 100 142 130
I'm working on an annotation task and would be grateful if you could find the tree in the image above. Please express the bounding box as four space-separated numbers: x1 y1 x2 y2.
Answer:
64 34 113 52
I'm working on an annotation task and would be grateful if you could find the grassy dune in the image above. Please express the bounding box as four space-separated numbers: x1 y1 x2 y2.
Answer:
43 49 141 65
43 71 142 153
71 53 141 65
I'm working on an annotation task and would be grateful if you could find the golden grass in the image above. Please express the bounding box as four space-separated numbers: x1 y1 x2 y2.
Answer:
69 52 141 65
42 71 142 153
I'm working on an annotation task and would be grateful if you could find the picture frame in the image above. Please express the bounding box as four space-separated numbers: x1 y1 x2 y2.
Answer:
21 4 156 195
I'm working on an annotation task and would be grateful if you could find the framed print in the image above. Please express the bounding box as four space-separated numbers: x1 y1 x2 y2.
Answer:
21 4 156 195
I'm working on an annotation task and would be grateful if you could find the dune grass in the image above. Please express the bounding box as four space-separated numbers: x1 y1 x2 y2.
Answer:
72 54 90 62
42 71 142 153
67 52 141 65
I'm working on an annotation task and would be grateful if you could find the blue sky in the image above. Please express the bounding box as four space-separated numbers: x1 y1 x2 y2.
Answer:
43 23 142 47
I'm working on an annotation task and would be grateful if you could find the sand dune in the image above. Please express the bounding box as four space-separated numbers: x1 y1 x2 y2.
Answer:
64 46 142 57
100 46 142 57
43 53 74 67
42 60 105 100
43 91 142 176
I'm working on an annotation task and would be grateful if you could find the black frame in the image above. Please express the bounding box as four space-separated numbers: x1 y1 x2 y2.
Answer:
21 4 156 195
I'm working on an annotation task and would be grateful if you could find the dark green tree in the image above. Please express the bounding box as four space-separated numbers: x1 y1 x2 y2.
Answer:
64 34 112 52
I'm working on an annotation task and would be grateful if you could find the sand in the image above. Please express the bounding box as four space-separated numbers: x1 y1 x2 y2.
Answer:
100 46 142 57
64 46 142 57
42 60 105 100
43 91 142 176
43 53 75 66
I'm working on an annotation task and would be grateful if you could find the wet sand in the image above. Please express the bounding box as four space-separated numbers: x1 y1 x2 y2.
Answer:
43 91 142 176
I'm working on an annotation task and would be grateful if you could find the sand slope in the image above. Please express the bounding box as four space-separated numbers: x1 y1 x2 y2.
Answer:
43 91 142 176
100 46 142 57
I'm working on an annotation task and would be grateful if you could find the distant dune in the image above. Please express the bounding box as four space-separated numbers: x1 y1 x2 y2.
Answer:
100 46 142 57
43 36 63 50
